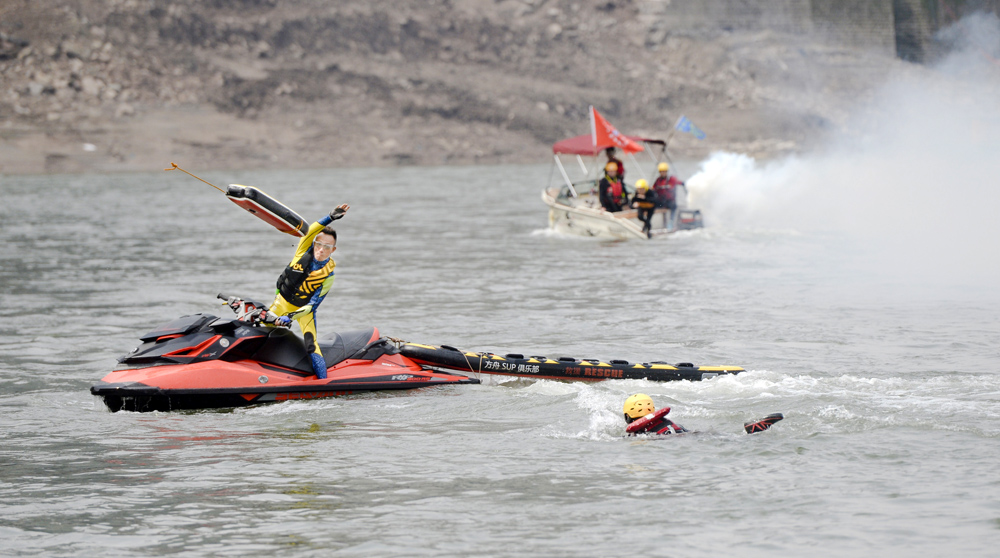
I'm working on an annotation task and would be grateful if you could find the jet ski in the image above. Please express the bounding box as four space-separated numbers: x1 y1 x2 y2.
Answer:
399 343 744 382
91 295 479 412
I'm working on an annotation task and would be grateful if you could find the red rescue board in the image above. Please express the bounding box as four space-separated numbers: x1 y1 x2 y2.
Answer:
625 407 674 434
226 184 308 237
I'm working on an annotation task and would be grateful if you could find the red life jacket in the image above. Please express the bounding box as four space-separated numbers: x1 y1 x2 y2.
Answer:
610 177 623 199
625 407 688 435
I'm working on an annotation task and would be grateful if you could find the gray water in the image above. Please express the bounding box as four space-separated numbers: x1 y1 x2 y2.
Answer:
1 164 998 557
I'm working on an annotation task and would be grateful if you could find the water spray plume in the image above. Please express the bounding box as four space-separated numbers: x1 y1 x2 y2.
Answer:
684 12 1000 290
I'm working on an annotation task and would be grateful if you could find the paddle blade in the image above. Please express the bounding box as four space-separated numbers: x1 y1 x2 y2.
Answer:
744 413 784 434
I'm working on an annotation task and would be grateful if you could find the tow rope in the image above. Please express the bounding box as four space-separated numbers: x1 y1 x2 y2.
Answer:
164 162 226 193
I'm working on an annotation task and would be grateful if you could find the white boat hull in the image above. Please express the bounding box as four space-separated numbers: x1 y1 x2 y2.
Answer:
542 188 694 240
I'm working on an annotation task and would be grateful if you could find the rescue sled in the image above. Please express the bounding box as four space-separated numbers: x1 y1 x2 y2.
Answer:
91 295 478 412
164 163 310 238
226 184 309 237
399 343 743 382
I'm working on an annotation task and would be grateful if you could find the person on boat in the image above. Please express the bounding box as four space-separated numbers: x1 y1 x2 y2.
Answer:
605 147 625 180
270 204 350 380
652 162 682 230
623 393 784 436
631 179 657 238
598 162 629 212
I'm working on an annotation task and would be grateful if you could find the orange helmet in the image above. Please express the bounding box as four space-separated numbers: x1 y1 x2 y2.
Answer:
605 162 618 172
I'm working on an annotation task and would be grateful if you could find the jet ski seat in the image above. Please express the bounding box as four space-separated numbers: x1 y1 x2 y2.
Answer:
319 328 379 368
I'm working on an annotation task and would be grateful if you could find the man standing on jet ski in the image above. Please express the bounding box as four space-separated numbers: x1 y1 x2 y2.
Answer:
270 204 350 380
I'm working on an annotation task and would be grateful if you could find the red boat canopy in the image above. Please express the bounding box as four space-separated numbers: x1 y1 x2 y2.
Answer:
553 106 665 155
552 134 664 156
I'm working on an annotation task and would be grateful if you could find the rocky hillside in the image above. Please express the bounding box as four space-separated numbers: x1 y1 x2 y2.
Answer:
0 0 973 174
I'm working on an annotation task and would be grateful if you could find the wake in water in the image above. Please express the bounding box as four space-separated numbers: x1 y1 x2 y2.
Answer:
529 227 609 241
545 366 1000 442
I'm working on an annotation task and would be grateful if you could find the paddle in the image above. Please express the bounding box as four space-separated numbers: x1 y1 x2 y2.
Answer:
744 413 784 434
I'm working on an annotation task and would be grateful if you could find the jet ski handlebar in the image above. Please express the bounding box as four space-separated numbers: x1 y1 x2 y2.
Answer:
216 293 289 328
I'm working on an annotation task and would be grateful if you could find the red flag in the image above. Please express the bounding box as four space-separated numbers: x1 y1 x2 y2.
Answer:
590 106 644 153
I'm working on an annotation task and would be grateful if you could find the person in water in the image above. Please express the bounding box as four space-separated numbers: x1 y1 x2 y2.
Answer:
623 393 784 436
270 204 350 380
631 179 657 238
652 162 682 230
604 147 625 180
623 393 689 435
598 162 629 212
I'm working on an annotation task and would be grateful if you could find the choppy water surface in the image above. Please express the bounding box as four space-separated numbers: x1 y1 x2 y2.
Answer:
1 165 998 557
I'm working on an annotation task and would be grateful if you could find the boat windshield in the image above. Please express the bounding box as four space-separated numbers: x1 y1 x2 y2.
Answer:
557 180 596 201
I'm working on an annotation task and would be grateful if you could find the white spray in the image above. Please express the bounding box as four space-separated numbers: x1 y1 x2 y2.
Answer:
686 12 1000 289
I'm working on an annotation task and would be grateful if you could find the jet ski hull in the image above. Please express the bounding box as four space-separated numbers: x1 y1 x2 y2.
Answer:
400 343 743 382
92 357 476 412
92 310 479 412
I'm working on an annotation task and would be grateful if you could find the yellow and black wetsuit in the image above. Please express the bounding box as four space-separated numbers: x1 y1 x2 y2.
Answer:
270 220 336 375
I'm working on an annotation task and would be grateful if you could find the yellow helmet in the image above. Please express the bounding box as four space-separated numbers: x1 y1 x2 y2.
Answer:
605 161 618 172
623 393 655 420
657 162 669 172
635 179 649 190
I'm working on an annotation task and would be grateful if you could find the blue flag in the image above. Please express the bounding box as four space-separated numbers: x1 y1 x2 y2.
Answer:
675 115 706 140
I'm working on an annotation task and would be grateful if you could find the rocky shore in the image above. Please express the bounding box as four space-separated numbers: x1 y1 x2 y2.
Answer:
1 0 911 174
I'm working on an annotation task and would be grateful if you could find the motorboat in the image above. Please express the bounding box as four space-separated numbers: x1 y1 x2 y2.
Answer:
543 107 704 240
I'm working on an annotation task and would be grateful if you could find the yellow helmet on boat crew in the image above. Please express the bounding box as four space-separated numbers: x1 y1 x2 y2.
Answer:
658 162 669 172
623 393 655 420
635 179 649 190
605 161 618 172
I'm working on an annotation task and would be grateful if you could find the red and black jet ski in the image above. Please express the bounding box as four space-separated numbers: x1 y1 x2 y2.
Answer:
91 295 479 412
